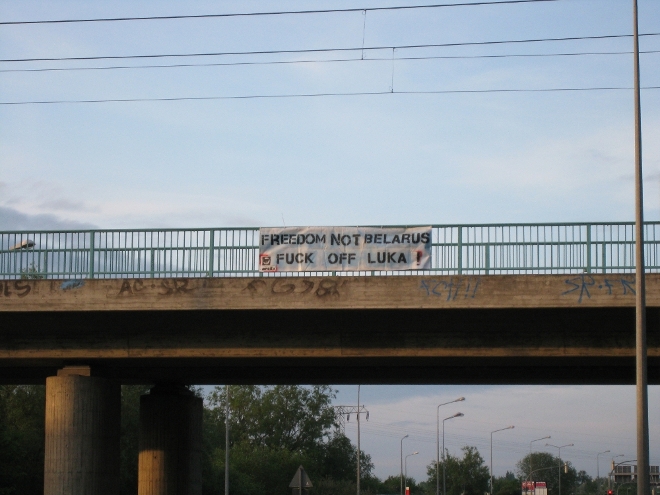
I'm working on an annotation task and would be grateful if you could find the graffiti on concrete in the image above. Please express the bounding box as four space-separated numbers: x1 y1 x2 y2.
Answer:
419 277 480 301
561 274 636 303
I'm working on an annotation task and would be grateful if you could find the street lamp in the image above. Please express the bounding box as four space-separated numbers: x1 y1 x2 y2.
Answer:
443 413 464 495
400 434 409 495
437 398 465 495
225 385 230 495
546 443 573 495
597 450 611 481
529 436 551 479
609 455 625 489
405 452 419 488
491 426 514 495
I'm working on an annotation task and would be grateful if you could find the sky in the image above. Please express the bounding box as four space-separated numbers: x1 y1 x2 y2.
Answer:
333 384 660 484
1 0 659 228
1 0 659 485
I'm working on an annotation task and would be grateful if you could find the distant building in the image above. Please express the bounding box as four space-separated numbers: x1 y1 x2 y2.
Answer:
613 465 660 484
522 481 547 495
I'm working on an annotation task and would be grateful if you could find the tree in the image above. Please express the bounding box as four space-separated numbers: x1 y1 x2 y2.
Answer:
426 446 490 495
0 385 45 495
574 470 598 495
0 383 373 495
380 474 413 495
493 471 522 495
206 385 337 452
203 385 373 495
516 453 578 495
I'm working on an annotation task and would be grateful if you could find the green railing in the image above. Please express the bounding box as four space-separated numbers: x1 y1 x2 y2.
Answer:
1 222 659 279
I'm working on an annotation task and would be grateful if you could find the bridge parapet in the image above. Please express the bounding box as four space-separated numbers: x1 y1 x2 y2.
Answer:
2 222 660 279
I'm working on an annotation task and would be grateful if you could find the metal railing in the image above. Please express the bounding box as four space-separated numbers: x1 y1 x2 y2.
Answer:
1 222 659 279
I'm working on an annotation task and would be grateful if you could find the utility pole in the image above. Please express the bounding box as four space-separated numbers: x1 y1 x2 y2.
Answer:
632 2 650 495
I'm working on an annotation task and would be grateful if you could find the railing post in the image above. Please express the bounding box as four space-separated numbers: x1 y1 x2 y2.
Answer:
586 224 592 273
208 229 215 278
457 227 463 275
88 231 95 279
602 242 607 274
485 243 490 275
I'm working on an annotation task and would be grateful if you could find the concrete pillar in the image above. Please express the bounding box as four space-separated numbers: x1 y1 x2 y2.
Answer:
138 384 203 495
44 366 120 495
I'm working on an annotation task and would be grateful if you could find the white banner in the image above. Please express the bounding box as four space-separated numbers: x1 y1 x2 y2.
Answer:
259 226 432 272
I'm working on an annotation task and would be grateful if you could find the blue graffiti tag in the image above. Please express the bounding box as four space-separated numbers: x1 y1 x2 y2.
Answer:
60 280 85 291
564 275 636 302
562 274 595 303
420 278 479 301
620 278 636 295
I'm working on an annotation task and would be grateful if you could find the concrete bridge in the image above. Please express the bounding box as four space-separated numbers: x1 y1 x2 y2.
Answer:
1 223 659 495
2 273 659 385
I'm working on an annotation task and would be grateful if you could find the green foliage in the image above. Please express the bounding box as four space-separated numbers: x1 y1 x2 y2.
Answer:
0 383 374 495
516 452 578 495
206 385 338 452
202 385 374 495
19 263 44 280
426 446 490 495
0 385 45 495
380 474 406 495
574 471 599 495
493 471 522 495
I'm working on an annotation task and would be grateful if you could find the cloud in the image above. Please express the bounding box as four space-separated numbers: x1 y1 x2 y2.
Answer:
0 206 96 230
38 199 100 213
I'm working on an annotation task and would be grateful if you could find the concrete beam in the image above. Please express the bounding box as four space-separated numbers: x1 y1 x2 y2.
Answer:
0 273 654 312
0 275 658 385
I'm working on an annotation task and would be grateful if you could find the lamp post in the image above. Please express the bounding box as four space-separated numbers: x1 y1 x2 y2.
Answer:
609 455 625 489
405 452 419 489
529 436 551 479
443 413 464 495
490 426 514 495
437 398 465 495
401 434 409 495
225 385 230 495
357 385 365 495
546 443 573 495
597 450 611 481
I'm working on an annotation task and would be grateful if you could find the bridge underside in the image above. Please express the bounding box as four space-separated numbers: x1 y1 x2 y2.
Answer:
2 306 659 385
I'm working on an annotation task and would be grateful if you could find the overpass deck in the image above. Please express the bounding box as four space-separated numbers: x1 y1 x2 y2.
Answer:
1 223 659 385
1 273 658 385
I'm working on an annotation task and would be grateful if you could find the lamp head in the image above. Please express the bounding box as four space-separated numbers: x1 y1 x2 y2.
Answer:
457 397 465 401
455 412 464 418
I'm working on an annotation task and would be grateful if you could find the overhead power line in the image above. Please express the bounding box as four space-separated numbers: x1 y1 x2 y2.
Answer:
1 49 658 74
2 86 659 105
3 32 659 64
0 0 561 26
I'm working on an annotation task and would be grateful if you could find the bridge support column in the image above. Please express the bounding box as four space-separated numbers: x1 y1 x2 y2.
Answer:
44 366 120 495
138 384 203 495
